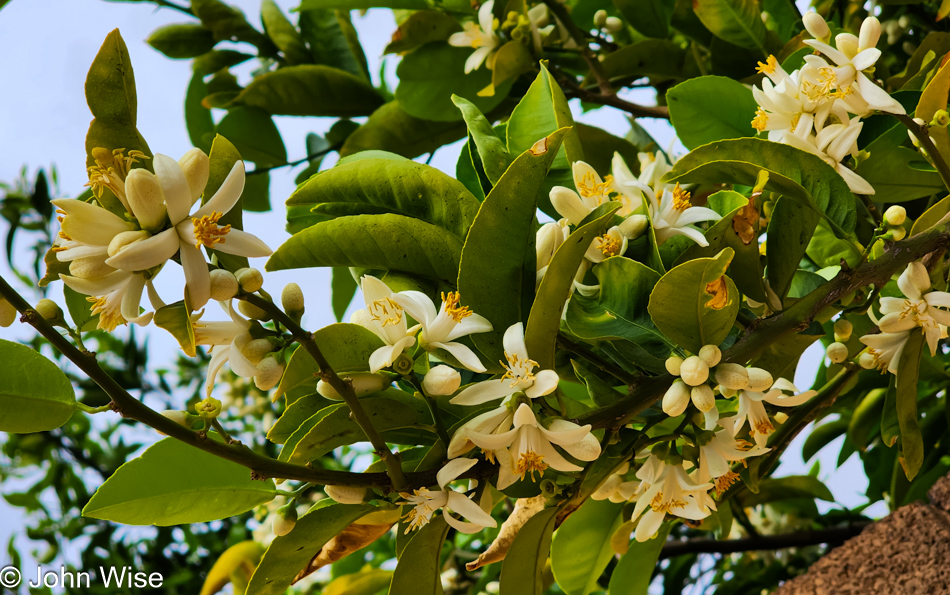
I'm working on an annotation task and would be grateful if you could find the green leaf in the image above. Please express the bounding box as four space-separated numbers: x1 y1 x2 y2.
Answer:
332 267 358 321
607 523 671 595
285 157 480 237
326 568 393 595
191 0 268 46
64 285 99 332
277 405 340 461
613 0 671 38
216 106 287 166
572 361 625 407
895 331 926 480
600 39 688 83
575 123 641 177
389 515 449 595
273 323 386 399
261 0 311 64
499 506 558 595
525 204 620 370
147 23 217 59
801 419 849 462
266 393 333 443
805 218 862 269
452 95 511 184
564 257 670 373
458 128 568 366
194 49 254 75
200 541 266 595
667 76 758 150
384 10 461 54
664 137 857 236
298 9 366 78
0 339 76 433
848 388 886 452
298 0 429 9
507 63 582 170
268 214 464 285
229 65 383 117
648 248 739 353
737 475 834 507
154 300 197 357
766 198 820 302
693 0 768 55
247 503 376 595
856 146 945 203
551 499 623 595
911 193 950 236
340 101 467 159
185 70 215 154
396 42 510 123
83 437 276 525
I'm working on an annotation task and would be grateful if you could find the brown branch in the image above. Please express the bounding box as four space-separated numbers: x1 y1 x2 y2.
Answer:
895 114 950 191
565 85 671 119
659 522 871 559
540 0 613 96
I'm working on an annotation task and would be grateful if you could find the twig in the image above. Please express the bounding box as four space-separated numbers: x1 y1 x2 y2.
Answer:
896 114 950 191
553 66 670 119
659 522 871 559
246 144 341 176
152 0 194 16
242 293 410 492
540 0 613 96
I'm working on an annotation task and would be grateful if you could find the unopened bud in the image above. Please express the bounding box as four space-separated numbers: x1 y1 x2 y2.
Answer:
423 365 462 396
883 205 906 226
235 267 263 293
160 410 197 428
885 225 906 241
107 230 151 259
715 363 749 390
679 356 709 386
325 485 368 504
281 283 305 318
593 9 608 28
619 214 648 239
662 379 691 417
317 373 389 401
242 337 277 365
69 257 113 279
178 148 211 202
690 384 716 412
833 319 853 342
665 355 684 376
273 502 298 536
0 298 16 327
195 396 222 418
826 342 849 364
238 299 268 320
746 367 773 392
209 269 239 301
536 222 565 269
858 352 876 369
125 169 168 232
605 16 623 33
803 11 830 40
254 356 284 391
773 411 789 424
35 299 65 325
698 345 721 367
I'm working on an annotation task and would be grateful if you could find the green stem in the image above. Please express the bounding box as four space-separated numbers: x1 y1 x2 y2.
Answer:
76 402 112 414
403 372 452 449
895 113 950 191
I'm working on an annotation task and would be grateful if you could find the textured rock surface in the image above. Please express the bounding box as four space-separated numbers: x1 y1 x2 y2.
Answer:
775 475 950 595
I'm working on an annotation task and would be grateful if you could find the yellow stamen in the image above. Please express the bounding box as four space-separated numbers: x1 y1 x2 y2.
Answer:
715 471 740 497
515 451 548 481
672 183 692 211
84 147 148 202
752 107 769 132
192 211 231 249
752 419 775 437
649 492 687 514
755 55 778 75
577 171 613 204
87 296 126 332
441 291 473 323
500 352 539 387
596 233 622 257
369 296 403 327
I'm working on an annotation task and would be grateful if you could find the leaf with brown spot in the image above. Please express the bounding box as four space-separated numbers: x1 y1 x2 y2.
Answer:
731 202 759 245
705 276 729 310
466 495 546 571
293 522 394 584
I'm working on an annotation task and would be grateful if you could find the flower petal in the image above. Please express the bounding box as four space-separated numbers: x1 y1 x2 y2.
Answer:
211 228 272 257
54 199 136 245
446 313 493 342
450 379 513 406
437 458 478 488
180 242 211 310
60 270 132 296
193 161 246 219
104 228 179 272
502 322 529 361
392 290 438 327
154 154 193 225
525 369 559 398
446 492 496 528
431 341 486 373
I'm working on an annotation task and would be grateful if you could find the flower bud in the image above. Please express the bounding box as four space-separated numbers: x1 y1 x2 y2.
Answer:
662 379 691 417
826 341 849 364
691 384 716 412
883 205 906 226
0 298 17 327
195 396 222 418
605 16 623 33
719 386 737 398
858 352 877 369
160 410 197 428
423 365 462 396
859 16 881 50
593 9 608 28
619 214 648 239
235 267 263 293
698 345 721 367
317 373 389 401
746 367 773 392
242 338 277 365
107 230 151 259
125 169 168 232
35 299 65 325
665 355 684 376
273 502 298 536
803 11 830 40
833 319 853 342
281 282 305 318
254 356 285 391
536 222 565 270
773 411 789 425
68 257 113 280
179 148 211 202
714 363 749 390
209 269 239 301
238 299 268 320
325 485 368 504
679 356 709 386
886 225 906 241
836 33 858 57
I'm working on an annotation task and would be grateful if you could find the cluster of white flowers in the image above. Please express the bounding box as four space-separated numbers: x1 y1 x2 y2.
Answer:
750 12 905 195
447 1 559 74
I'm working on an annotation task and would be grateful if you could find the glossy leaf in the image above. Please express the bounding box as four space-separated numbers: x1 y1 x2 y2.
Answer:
737 475 834 506
191 0 268 46
298 8 365 77
229 65 384 117
298 0 430 8
332 267 358 321
147 23 217 59
83 438 276 525
896 331 926 480
200 541 265 595
388 515 450 595
154 300 197 357
551 498 623 595
0 339 76 433
452 95 511 184
266 393 333 444
767 198 820 302
613 0 671 38
648 248 739 353
384 10 461 54
499 506 558 595
458 129 567 366
216 106 287 166
911 193 950 236
507 63 582 169
856 146 944 203
185 70 215 153
340 101 467 159
667 75 758 150
261 0 311 64
607 524 671 595
693 0 768 54
64 285 99 332
600 39 688 83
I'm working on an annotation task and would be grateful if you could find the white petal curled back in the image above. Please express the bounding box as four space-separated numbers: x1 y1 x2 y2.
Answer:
437 457 479 489
104 228 179 272
193 161 245 219
450 378 513 406
154 154 194 225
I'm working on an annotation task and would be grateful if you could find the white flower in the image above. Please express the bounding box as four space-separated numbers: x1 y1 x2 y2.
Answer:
626 181 720 247
192 300 266 396
730 378 816 447
350 275 419 373
550 161 623 226
591 462 640 503
698 429 769 495
860 331 911 374
392 289 492 372
782 114 875 195
630 455 713 542
870 261 950 356
448 0 500 74
59 269 154 331
536 219 569 283
399 458 497 534
450 322 558 405
447 404 513 459
102 152 272 310
585 226 628 263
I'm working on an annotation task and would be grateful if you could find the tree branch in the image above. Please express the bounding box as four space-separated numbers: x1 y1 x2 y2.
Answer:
895 113 950 191
659 522 871 559
242 293 410 492
540 0 613 96
564 85 671 119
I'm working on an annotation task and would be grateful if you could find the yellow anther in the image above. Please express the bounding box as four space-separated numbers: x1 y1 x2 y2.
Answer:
672 183 692 211
577 171 613 203
86 296 125 331
755 55 778 75
441 291 473 323
500 352 539 387
515 451 548 481
752 107 769 132
369 296 403 327
715 471 740 497
596 233 623 257
752 419 775 437
192 211 231 249
649 492 687 514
